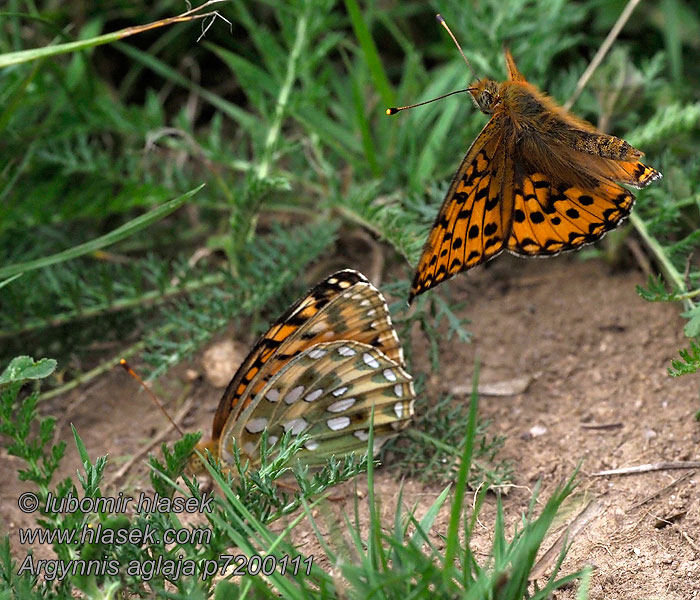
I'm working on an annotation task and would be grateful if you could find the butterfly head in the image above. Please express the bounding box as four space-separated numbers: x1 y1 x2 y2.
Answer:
469 79 500 115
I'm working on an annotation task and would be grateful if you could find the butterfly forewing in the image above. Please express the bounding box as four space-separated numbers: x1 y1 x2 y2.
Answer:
211 270 403 442
409 116 514 301
221 340 415 467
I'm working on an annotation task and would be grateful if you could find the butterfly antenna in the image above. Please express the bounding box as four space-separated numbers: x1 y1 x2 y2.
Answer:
386 14 479 116
436 14 479 80
119 359 185 436
386 88 473 115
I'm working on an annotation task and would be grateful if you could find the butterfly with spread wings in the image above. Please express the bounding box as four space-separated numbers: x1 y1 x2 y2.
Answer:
189 270 415 474
392 18 661 303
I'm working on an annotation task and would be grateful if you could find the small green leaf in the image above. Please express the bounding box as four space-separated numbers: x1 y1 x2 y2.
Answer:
682 306 700 337
669 340 700 377
71 425 91 466
0 357 57 385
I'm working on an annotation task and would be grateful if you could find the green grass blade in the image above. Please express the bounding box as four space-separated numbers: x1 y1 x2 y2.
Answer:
350 65 380 176
0 5 218 69
0 186 201 279
0 274 22 290
409 485 450 548
661 0 683 85
344 0 395 107
0 29 128 68
115 42 259 133
444 360 480 573
204 42 280 97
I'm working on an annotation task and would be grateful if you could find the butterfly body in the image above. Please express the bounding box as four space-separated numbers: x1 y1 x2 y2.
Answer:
190 270 415 474
409 50 661 302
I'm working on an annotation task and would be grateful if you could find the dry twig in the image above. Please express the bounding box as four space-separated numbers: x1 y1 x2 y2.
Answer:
679 528 700 553
593 461 700 477
580 422 623 430
564 0 643 110
627 471 695 511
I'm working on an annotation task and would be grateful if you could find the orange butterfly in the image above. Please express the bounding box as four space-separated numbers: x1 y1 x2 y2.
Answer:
391 16 662 303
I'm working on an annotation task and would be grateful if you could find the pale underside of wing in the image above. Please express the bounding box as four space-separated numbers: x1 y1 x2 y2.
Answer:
211 270 404 441
219 341 415 468
551 127 662 190
410 116 514 301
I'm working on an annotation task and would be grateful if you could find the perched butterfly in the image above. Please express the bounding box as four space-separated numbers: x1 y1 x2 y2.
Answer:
189 270 415 474
389 16 662 303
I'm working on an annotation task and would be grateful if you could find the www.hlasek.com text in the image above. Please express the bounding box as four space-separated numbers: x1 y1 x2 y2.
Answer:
18 521 212 547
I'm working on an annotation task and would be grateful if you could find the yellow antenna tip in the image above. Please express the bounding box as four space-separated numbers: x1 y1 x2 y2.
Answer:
436 13 444 23
386 107 399 115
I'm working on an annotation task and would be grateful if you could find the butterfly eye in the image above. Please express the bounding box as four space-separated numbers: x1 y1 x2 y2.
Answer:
481 90 493 105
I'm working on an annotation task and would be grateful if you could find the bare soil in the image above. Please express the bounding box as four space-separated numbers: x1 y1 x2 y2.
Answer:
3 255 700 598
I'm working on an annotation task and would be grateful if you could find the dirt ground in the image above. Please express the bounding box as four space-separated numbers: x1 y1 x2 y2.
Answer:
3 254 700 598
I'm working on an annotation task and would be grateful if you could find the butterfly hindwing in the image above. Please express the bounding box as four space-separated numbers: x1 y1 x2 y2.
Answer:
507 170 635 256
211 270 403 443
409 116 515 301
201 270 413 471
561 130 661 189
220 340 415 467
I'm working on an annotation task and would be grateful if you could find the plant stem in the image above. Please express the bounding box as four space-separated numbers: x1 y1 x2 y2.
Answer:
256 3 310 181
630 212 693 310
1 273 226 340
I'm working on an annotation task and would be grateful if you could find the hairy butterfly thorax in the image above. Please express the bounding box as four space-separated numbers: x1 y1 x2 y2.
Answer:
387 15 661 303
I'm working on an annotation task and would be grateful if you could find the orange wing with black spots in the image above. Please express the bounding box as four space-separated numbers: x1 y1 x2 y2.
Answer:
409 116 515 302
507 171 635 255
405 44 661 302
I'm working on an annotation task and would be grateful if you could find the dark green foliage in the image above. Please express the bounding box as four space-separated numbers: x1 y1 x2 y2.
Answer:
0 536 56 600
149 432 202 499
637 274 685 303
141 221 340 379
0 357 63 492
668 340 700 381
3 0 700 597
